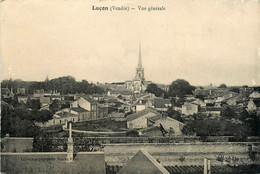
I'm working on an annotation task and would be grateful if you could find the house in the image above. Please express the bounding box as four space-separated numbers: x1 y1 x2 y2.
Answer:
184 95 195 101
200 106 222 116
41 110 78 127
110 112 126 121
153 116 185 135
97 104 109 119
1 88 14 99
126 108 160 129
108 90 133 100
193 88 210 97
91 94 105 102
70 107 90 121
33 89 44 98
17 88 26 95
226 94 246 106
17 96 28 104
249 91 260 99
247 99 260 115
204 97 215 105
40 96 51 105
63 95 77 102
153 98 172 111
182 102 199 115
136 103 146 112
190 98 206 107
135 99 147 112
71 97 98 119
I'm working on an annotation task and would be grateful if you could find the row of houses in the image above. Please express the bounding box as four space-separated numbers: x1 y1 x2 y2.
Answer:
39 97 109 127
181 90 260 116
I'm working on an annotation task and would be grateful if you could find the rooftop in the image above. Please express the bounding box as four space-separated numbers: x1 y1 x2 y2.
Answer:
127 107 159 122
107 165 259 174
154 98 171 108
55 112 78 118
71 107 89 113
82 96 98 104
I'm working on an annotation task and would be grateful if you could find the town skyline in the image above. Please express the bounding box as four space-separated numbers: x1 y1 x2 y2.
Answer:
1 0 260 86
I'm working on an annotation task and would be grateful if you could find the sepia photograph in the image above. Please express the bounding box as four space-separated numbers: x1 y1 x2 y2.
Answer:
1 0 260 173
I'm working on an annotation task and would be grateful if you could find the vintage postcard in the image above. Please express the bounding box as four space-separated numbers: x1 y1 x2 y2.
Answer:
1 0 260 173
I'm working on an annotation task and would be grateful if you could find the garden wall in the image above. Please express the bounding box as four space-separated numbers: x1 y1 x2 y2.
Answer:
1 152 105 174
104 142 260 166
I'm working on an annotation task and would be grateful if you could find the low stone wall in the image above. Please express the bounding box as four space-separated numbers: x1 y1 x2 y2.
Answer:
1 137 33 152
1 152 105 174
104 142 260 166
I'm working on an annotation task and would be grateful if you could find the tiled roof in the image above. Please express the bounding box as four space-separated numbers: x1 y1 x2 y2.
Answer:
55 112 77 118
126 107 159 122
71 107 89 113
154 99 171 108
147 115 162 122
106 165 259 174
110 90 132 95
200 107 222 112
82 97 98 104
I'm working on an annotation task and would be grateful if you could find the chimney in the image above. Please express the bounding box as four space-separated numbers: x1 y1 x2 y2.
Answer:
162 113 167 120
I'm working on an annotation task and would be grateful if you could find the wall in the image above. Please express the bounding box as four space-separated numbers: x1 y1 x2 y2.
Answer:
1 152 105 174
104 142 260 166
72 97 91 111
182 103 198 115
2 137 33 152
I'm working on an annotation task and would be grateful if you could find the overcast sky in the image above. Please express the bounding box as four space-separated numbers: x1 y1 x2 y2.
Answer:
1 0 260 86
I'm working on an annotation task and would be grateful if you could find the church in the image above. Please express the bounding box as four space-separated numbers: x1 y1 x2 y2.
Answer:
125 44 152 94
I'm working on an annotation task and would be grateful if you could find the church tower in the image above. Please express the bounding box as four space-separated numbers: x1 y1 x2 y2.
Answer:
135 43 145 81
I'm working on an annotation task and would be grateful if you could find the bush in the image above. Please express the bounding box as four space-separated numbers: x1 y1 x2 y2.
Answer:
126 129 139 137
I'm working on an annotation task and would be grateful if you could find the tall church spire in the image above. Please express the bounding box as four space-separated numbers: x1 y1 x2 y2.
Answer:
138 43 142 68
135 43 145 81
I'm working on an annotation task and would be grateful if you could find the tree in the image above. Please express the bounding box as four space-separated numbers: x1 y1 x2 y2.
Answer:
61 102 70 109
219 84 227 88
167 107 184 123
1 76 105 95
34 110 53 123
222 107 236 119
26 98 41 110
168 79 195 98
126 129 139 137
1 103 40 137
195 95 204 101
145 83 167 97
230 87 240 93
49 99 60 114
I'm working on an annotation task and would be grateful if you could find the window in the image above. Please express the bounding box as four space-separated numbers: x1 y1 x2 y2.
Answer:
60 120 62 124
72 118 74 122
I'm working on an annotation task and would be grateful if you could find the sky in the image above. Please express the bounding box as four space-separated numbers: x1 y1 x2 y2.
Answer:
1 0 260 86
